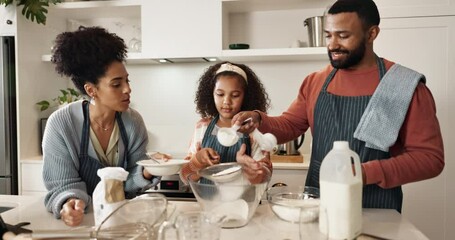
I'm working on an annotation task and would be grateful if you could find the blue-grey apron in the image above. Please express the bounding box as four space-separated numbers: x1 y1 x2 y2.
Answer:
200 116 251 184
79 101 129 196
307 58 403 212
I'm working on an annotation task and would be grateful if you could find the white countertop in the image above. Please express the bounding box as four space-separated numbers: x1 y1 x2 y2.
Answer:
21 155 310 170
0 194 428 240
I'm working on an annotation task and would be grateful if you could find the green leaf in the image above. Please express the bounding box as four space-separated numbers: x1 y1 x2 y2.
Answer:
36 100 50 111
68 88 80 97
60 89 69 96
17 0 50 25
0 0 14 7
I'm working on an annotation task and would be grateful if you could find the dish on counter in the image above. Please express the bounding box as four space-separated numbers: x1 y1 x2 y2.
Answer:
267 186 320 223
137 159 188 176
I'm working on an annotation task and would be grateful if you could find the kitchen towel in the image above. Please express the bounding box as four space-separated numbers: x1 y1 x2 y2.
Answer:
354 64 426 152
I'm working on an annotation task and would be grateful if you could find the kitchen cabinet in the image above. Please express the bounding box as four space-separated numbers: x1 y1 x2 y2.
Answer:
40 0 329 63
269 163 308 187
141 0 222 60
220 0 331 62
0 4 16 36
20 160 46 196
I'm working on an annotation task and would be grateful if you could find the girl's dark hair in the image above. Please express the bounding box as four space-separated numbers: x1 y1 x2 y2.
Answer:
195 61 270 118
328 0 380 30
51 26 127 95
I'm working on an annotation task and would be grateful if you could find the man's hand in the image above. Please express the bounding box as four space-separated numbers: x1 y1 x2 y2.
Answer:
232 111 261 134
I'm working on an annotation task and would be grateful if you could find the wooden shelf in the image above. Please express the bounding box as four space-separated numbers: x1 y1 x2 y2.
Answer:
222 0 330 13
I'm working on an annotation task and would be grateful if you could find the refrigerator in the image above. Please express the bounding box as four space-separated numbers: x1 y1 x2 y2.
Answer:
0 36 18 195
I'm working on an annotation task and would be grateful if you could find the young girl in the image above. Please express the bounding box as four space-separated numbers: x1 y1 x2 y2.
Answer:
180 62 272 184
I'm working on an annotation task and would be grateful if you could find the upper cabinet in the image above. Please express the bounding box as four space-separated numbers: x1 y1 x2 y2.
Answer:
38 0 455 63
141 0 222 60
220 0 331 62
0 4 17 36
40 0 329 63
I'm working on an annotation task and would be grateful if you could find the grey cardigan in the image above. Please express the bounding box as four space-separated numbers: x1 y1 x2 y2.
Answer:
42 100 153 218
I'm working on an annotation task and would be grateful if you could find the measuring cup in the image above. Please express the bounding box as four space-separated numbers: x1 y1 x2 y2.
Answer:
157 211 225 240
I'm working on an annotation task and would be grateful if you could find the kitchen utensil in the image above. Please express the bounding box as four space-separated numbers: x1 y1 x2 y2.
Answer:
251 129 277 152
198 162 242 184
28 193 169 239
137 159 187 176
217 124 242 147
276 134 304 155
188 166 271 228
267 186 320 223
158 211 225 240
216 117 253 147
304 16 325 47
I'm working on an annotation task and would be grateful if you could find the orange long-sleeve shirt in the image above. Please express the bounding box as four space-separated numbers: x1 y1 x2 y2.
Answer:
258 59 444 189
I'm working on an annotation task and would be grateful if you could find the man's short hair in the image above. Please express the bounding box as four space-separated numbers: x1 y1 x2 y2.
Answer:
328 0 380 29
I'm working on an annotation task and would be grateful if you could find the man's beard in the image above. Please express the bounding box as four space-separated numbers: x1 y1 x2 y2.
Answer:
328 38 366 69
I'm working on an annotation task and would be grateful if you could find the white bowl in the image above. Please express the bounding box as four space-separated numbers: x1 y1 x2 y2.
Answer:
268 186 320 223
137 159 188 176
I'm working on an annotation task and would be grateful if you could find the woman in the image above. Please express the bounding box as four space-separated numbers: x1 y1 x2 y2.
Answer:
42 26 162 226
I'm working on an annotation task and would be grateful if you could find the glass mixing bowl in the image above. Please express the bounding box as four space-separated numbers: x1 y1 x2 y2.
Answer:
267 186 320 223
188 165 271 228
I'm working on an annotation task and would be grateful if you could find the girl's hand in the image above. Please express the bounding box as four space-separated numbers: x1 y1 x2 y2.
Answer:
60 198 85 227
194 148 220 167
236 144 272 184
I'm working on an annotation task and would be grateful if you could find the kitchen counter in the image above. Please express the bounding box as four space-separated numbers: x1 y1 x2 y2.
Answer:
0 194 428 240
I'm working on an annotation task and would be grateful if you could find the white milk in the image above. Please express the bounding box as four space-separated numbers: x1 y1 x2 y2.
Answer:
319 181 362 239
319 141 362 240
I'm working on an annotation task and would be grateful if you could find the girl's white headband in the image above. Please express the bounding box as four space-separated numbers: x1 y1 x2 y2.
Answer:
215 63 248 83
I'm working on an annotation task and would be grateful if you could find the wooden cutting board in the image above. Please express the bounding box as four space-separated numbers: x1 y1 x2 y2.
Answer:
270 154 304 163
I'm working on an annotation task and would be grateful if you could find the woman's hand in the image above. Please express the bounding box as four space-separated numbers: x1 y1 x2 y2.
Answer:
150 152 172 161
60 198 85 227
236 144 272 184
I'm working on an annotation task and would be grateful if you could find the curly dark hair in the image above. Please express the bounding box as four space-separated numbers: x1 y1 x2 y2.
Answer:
51 26 127 95
195 61 270 118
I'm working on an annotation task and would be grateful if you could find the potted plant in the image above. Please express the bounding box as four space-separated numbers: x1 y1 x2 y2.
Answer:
36 87 82 111
0 0 62 25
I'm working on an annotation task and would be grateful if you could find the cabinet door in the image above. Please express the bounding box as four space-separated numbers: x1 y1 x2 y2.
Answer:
375 16 454 240
142 0 222 59
21 162 47 194
270 169 308 188
0 4 16 36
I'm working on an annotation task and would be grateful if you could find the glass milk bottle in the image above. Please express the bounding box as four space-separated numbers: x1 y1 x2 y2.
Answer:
319 141 362 239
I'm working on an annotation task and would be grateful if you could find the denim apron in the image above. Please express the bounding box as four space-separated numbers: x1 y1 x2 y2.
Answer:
200 116 251 184
307 58 403 212
79 101 129 196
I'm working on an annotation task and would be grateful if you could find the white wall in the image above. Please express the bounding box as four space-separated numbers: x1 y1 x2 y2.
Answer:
127 60 326 157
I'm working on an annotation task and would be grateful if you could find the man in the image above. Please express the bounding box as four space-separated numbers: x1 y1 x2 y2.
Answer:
234 0 444 212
